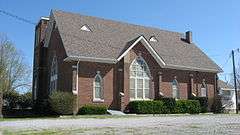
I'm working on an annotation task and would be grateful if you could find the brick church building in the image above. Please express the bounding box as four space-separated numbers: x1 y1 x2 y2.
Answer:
33 10 222 111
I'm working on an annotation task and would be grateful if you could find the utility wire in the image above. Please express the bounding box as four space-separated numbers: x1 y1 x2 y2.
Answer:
0 8 235 69
220 52 232 70
0 8 228 60
0 9 36 25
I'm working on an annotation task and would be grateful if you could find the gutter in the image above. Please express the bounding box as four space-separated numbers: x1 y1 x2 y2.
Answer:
64 55 221 73
75 60 80 115
64 56 117 64
166 64 222 73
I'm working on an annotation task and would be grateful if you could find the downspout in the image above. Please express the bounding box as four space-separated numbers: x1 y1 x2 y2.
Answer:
74 60 80 115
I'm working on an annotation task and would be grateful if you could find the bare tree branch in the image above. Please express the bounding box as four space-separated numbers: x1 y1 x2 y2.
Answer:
0 34 31 117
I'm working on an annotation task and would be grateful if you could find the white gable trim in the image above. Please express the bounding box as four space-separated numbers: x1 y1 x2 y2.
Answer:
44 12 55 47
117 36 166 67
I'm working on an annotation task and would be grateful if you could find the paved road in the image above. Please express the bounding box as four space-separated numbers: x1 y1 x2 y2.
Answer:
1 114 240 134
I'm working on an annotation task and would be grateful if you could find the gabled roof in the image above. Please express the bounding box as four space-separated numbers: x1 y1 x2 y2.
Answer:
117 36 166 67
47 10 222 73
218 80 234 90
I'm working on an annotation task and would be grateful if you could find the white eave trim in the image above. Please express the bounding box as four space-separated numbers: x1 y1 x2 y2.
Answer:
117 36 166 67
41 17 50 20
62 35 220 73
44 11 55 48
64 56 117 64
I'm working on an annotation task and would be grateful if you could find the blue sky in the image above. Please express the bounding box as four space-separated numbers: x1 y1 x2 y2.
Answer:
0 0 239 81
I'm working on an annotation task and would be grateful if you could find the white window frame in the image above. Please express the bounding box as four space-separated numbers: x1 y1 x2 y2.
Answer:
50 56 58 93
200 81 207 97
93 71 104 102
149 36 158 42
72 65 77 94
130 56 151 101
80 25 91 32
172 79 180 99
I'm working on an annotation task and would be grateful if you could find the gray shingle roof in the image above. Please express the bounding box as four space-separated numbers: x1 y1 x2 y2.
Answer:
51 10 222 73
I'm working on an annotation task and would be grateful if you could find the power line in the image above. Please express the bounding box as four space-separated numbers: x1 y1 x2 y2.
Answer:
220 52 232 70
0 8 231 61
1 8 236 73
0 9 36 25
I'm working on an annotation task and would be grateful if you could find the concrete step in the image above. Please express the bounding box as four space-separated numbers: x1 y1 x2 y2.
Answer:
107 110 126 115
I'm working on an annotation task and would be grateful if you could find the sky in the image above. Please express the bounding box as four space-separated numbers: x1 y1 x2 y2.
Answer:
0 0 240 82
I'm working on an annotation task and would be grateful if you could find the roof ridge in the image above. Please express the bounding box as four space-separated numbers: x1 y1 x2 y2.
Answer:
52 9 183 35
50 9 221 73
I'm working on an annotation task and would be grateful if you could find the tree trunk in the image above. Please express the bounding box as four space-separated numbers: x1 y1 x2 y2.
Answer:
0 92 3 118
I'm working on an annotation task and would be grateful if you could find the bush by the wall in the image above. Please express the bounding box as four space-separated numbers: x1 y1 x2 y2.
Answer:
78 104 107 115
3 90 20 109
33 99 53 115
18 92 33 109
175 100 201 114
191 97 208 113
128 100 165 114
49 91 74 115
156 97 176 113
4 91 33 109
211 95 224 113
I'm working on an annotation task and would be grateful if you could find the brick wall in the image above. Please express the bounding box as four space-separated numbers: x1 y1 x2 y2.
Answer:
120 42 216 110
47 28 72 93
33 19 49 101
77 62 118 109
43 30 217 111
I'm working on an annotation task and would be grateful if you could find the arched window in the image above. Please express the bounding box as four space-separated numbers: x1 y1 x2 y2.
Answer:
130 56 151 100
200 79 207 97
50 56 58 93
172 79 180 99
93 71 104 101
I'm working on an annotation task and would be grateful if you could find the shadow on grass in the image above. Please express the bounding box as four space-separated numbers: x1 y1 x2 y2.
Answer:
1 108 60 121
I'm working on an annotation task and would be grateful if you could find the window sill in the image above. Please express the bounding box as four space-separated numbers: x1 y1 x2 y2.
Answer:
130 98 151 101
198 96 207 98
72 90 77 95
93 99 104 103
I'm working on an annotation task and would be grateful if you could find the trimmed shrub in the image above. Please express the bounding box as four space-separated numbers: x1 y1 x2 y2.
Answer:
175 100 201 114
156 97 176 114
128 100 165 114
78 104 107 115
18 92 33 109
3 90 20 109
191 97 208 113
4 91 33 109
33 99 53 115
211 95 224 113
49 91 74 115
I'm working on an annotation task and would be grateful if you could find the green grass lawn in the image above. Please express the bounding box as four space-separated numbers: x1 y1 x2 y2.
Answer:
2 128 92 135
1 113 239 122
0 114 140 122
1 127 148 135
1 127 136 135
